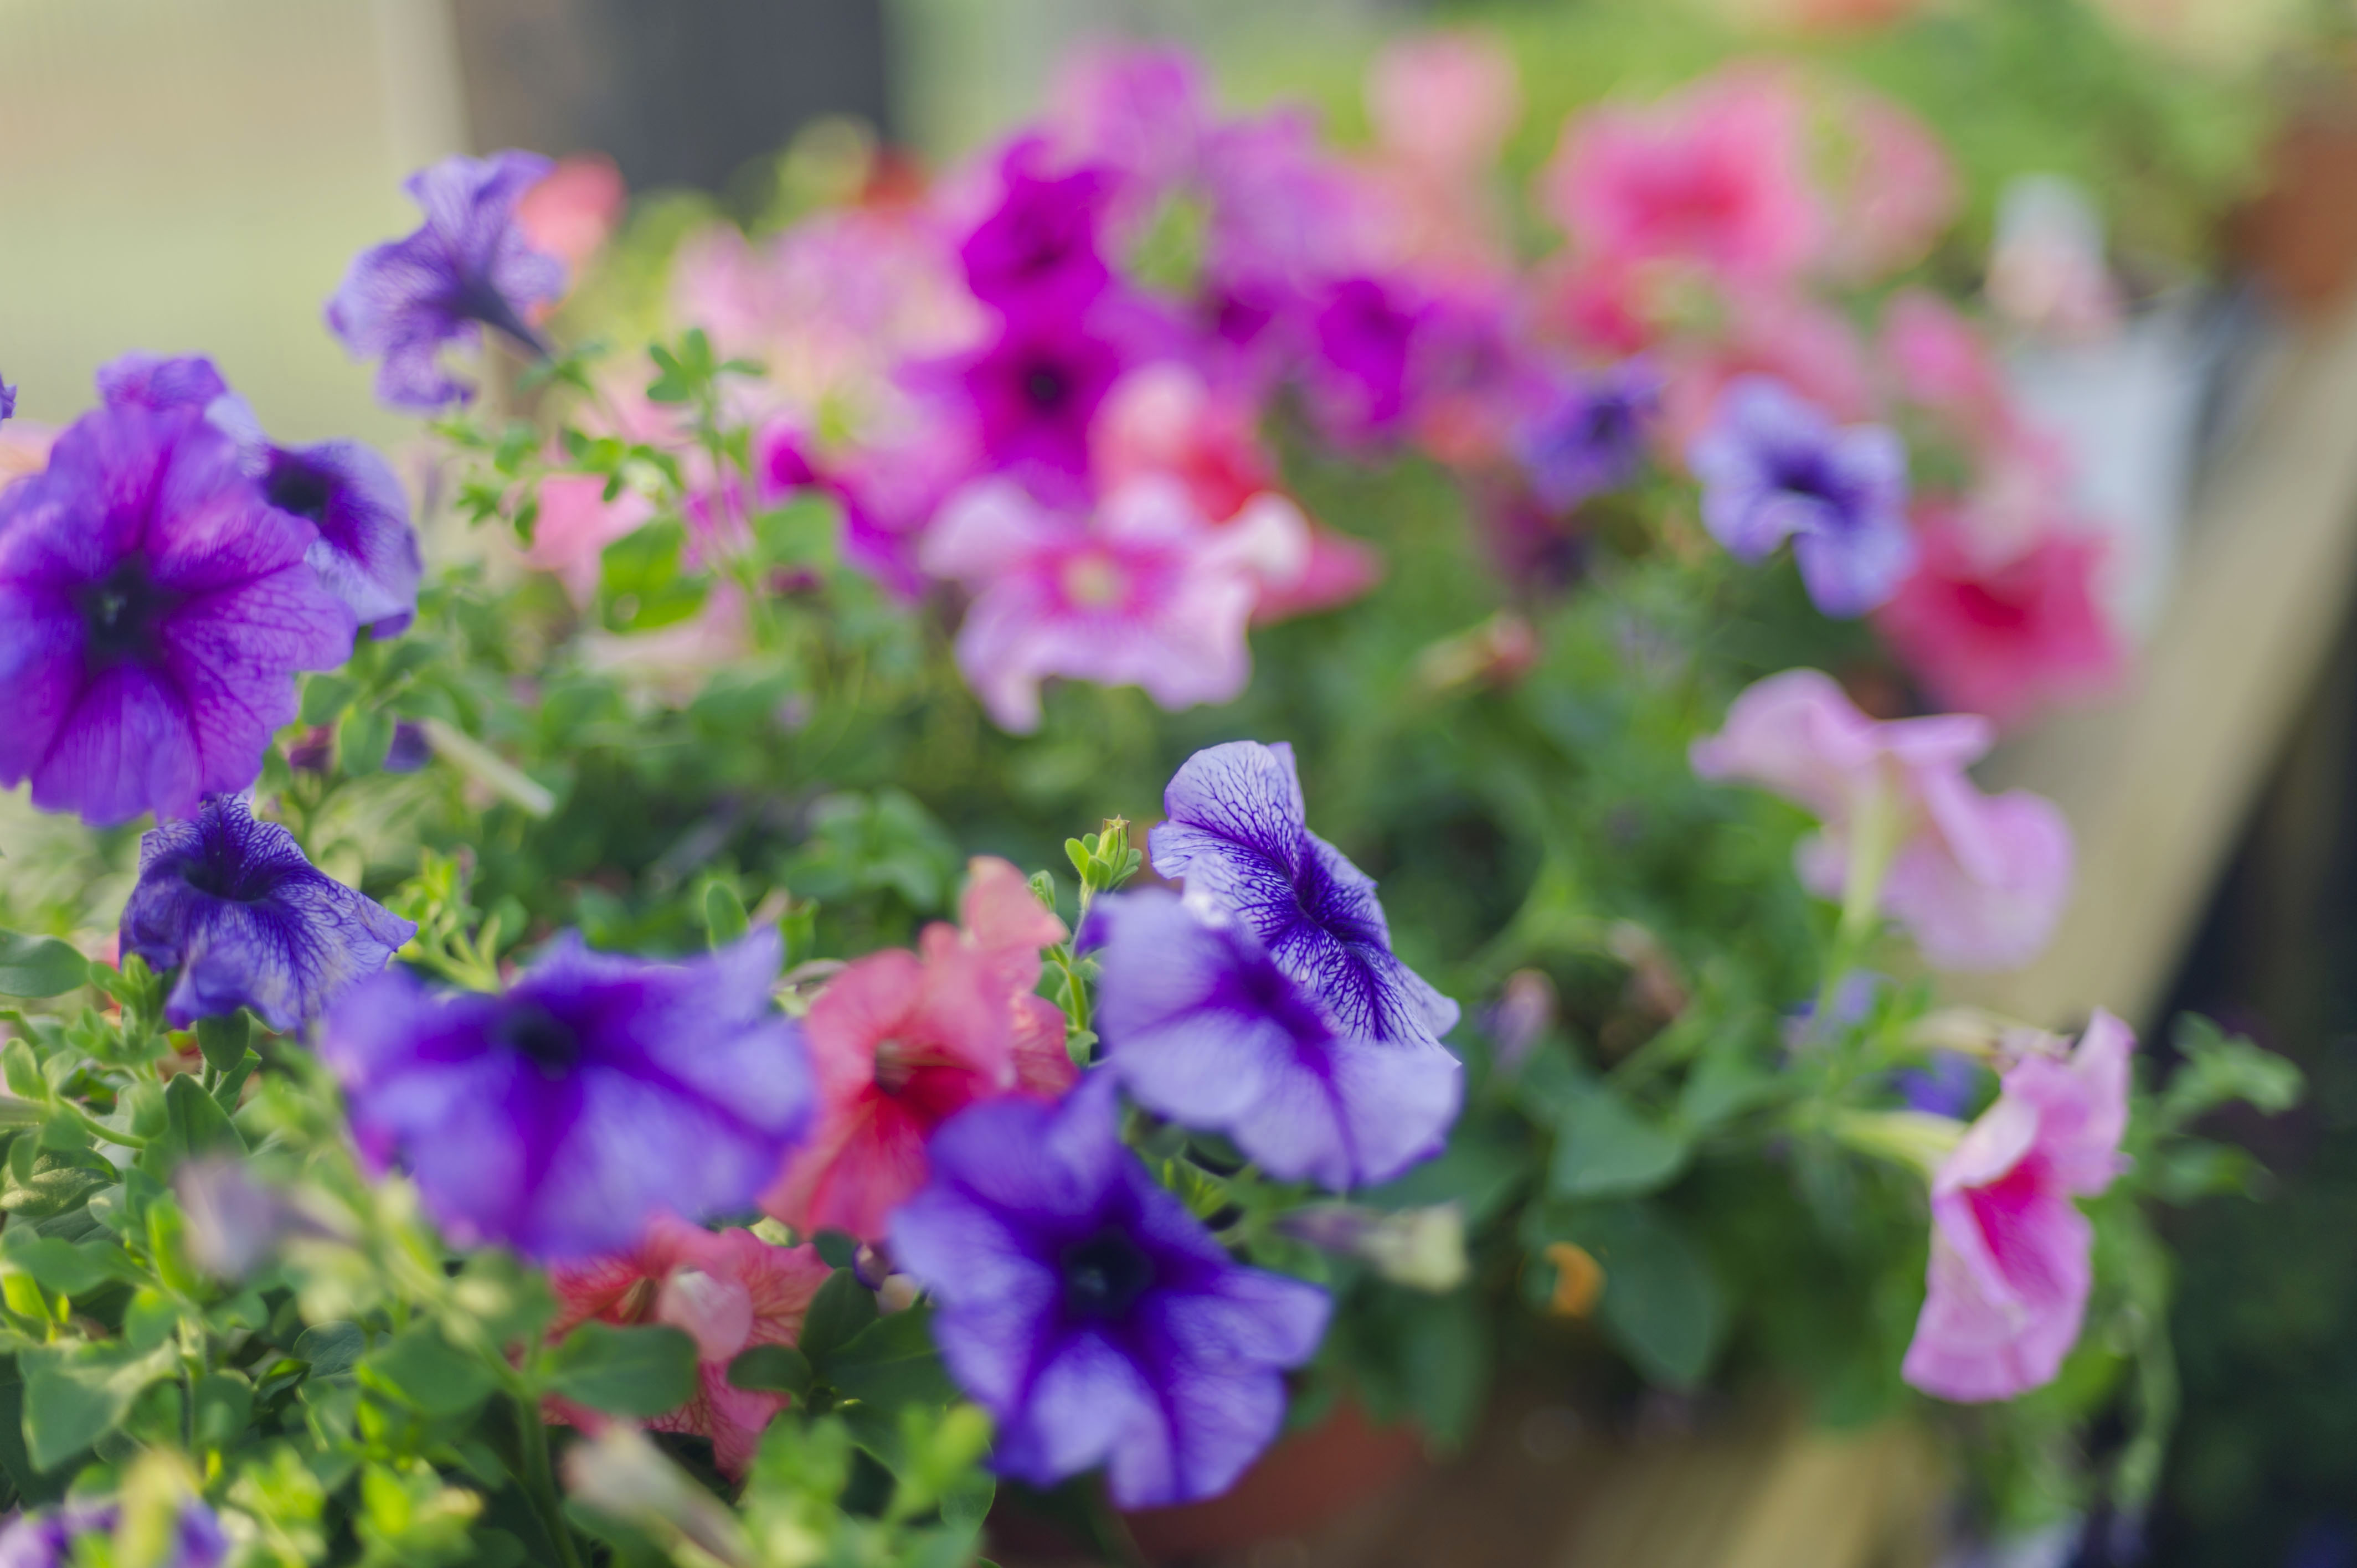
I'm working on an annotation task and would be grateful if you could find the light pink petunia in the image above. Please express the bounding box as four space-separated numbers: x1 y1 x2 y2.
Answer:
1813 89 1958 283
920 476 1306 733
761 858 1077 1243
1902 1012 2133 1402
1690 668 2074 971
547 1216 834 1476
1539 70 1823 290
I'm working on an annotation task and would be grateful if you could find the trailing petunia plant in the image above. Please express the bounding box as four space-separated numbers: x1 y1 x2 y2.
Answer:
0 23 2307 1567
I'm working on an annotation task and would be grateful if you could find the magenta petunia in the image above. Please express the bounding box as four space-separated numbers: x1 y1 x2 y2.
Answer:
327 151 567 410
960 137 1115 313
0 405 356 827
1903 1012 2132 1402
1689 668 2073 972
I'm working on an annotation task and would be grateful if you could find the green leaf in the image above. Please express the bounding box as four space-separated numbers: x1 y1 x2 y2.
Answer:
139 1073 245 1178
826 1306 955 1411
0 1226 139 1297
726 1343 812 1398
0 933 88 999
342 707 395 776
1579 1204 1725 1389
193 1010 252 1075
544 1322 698 1417
1550 1087 1690 1199
2159 1015 2304 1132
797 1268 879 1370
294 1322 366 1378
18 1341 178 1471
703 883 750 950
191 1369 254 1450
361 1325 497 1420
299 674 358 726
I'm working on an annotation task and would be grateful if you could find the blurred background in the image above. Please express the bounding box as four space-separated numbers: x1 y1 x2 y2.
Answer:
6 1 2357 1563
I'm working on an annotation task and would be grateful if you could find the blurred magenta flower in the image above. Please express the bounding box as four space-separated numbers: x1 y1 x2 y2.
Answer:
97 352 424 635
920 477 1304 732
1540 69 1822 288
321 929 813 1261
548 1216 833 1476
1903 1012 2132 1401
1689 375 1913 616
1305 275 1431 446
959 138 1115 312
939 296 1144 496
891 1077 1330 1507
1048 44 1212 207
0 404 355 826
1087 888 1460 1189
763 858 1074 1244
1091 363 1274 524
1879 290 2014 448
1690 668 2074 971
1150 740 1461 1051
120 795 414 1031
1876 506 2124 729
327 151 567 409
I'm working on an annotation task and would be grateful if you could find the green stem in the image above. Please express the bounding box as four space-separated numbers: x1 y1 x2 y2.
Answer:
516 1389 586 1568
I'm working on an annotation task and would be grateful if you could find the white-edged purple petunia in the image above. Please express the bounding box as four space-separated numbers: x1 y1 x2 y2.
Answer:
1148 740 1460 1052
317 927 814 1261
97 353 424 634
0 404 357 827
891 1077 1330 1508
119 795 415 1031
327 151 567 410
1086 889 1460 1189
1687 375 1913 617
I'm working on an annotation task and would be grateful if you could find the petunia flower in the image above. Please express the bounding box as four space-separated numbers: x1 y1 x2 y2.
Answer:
0 404 356 827
548 1217 833 1476
96 352 424 635
1516 358 1661 512
327 151 568 410
1149 740 1461 1051
1903 1012 2132 1402
318 929 814 1261
0 1496 227 1568
1875 506 2123 729
959 138 1114 313
919 477 1305 733
119 795 415 1031
1688 375 1912 617
0 375 14 425
1304 275 1432 447
762 858 1075 1244
1365 30 1521 177
1087 888 1460 1189
1047 44 1212 211
891 1077 1331 1507
935 292 1161 499
1689 668 2075 971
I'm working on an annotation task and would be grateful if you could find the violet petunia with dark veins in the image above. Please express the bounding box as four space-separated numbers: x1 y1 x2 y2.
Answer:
317 928 814 1261
327 151 567 410
121 795 415 1031
891 1077 1330 1507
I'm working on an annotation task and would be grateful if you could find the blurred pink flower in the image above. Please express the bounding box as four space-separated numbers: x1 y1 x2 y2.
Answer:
1661 288 1878 451
1690 668 2074 970
1880 290 2013 449
548 1217 833 1476
1048 44 1213 210
1367 32 1522 174
526 473 655 606
920 476 1305 731
1877 506 2124 729
1092 363 1274 522
517 153 628 287
761 858 1075 1242
0 421 58 491
1813 90 1957 282
1540 70 1823 290
1903 1012 2132 1402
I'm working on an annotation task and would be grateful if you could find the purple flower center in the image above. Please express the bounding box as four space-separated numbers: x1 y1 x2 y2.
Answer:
1060 1225 1156 1320
264 453 337 526
1764 446 1855 525
497 1002 584 1076
1022 362 1074 412
173 842 281 905
78 556 179 667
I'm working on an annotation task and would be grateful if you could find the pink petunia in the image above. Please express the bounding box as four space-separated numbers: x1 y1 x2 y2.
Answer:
1876 506 2124 730
547 1216 834 1476
1540 70 1823 290
761 858 1076 1244
1366 31 1522 175
1690 668 2074 971
1880 290 2014 450
1903 1012 2132 1402
1812 89 1958 283
525 473 656 607
919 476 1306 733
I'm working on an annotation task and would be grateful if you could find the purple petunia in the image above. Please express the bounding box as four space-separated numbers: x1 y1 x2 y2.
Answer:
317 928 814 1260
0 375 14 425
946 299 1134 495
960 138 1114 312
327 151 567 410
120 795 415 1031
1149 741 1460 1053
0 1498 227 1568
0 404 356 827
1519 358 1661 510
1305 276 1429 446
1087 889 1460 1189
96 353 424 633
1687 375 1913 617
891 1078 1330 1507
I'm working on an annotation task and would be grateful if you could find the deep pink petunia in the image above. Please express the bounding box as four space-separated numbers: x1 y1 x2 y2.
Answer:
547 1216 835 1475
1690 668 2074 971
761 858 1076 1244
919 476 1305 733
1903 1012 2132 1402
